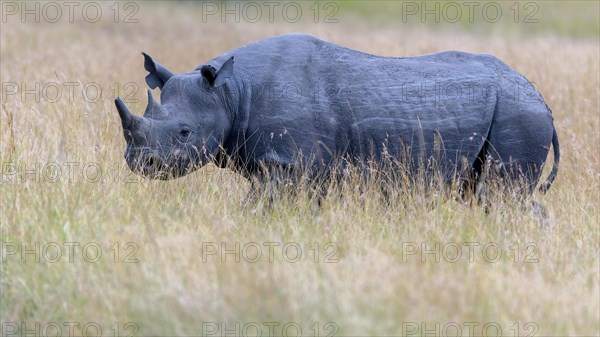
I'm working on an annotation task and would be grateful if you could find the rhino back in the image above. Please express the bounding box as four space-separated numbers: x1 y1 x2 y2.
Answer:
206 34 511 173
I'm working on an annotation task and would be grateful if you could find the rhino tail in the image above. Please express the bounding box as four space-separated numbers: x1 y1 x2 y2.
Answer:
539 126 560 194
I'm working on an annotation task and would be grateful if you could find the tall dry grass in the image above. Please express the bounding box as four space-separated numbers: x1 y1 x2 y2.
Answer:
1 2 598 336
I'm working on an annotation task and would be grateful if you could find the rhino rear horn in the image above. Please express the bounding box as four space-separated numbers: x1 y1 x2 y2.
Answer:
143 89 167 119
143 52 174 89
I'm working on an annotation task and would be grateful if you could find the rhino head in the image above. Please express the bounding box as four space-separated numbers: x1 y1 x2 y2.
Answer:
115 53 235 179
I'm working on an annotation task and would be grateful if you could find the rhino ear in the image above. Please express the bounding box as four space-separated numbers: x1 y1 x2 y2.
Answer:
142 52 174 90
200 65 217 86
200 56 234 87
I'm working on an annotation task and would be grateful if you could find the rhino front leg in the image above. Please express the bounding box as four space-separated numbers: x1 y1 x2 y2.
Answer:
242 163 296 207
245 162 328 209
242 178 262 208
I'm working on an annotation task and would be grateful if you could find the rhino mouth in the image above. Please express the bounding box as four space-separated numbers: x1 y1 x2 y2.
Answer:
139 156 170 179
126 153 166 180
126 148 199 180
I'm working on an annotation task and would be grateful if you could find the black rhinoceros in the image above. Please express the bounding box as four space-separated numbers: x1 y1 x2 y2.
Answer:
115 33 559 198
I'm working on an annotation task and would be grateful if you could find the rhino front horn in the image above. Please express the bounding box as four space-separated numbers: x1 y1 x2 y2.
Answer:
115 97 143 130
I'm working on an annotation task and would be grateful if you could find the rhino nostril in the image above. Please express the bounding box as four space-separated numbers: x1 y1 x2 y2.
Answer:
146 157 154 168
142 155 159 172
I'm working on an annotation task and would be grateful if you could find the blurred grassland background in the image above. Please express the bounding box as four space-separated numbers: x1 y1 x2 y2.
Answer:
338 0 599 37
1 1 599 336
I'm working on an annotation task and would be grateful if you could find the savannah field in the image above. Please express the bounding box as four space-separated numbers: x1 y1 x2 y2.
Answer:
1 1 599 336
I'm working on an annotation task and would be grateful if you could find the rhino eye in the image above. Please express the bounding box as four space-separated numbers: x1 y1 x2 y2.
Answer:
179 128 191 138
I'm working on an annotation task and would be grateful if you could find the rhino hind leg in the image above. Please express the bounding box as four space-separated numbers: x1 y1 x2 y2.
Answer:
462 124 549 209
483 108 554 195
484 146 551 196
458 135 489 202
526 200 549 219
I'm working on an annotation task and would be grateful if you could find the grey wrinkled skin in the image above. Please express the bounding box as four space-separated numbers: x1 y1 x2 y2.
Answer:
115 33 560 197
